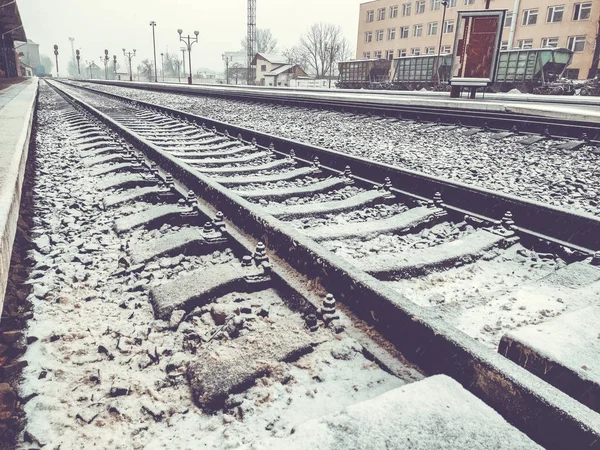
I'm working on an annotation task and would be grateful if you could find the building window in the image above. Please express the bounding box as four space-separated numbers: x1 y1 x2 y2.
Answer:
411 48 421 55
402 2 411 15
547 5 564 23
398 49 407 57
374 50 383 58
377 7 386 20
425 47 436 54
464 0 475 4
447 0 457 7
427 22 438 35
399 26 409 38
541 37 559 48
500 41 508 50
363 51 371 58
365 31 373 42
517 39 534 49
388 28 397 40
522 9 538 25
414 24 423 37
386 50 395 60
567 35 586 52
431 0 441 11
573 2 592 20
564 68 580 79
390 5 399 18
504 12 513 27
443 20 454 33
441 45 452 54
416 0 426 14
261 64 267 72
366 10 374 22
376 29 385 41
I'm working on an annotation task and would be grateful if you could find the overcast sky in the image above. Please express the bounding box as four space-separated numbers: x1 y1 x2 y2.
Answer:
18 0 365 74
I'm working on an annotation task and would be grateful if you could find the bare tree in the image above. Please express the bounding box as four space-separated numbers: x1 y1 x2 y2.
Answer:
241 28 278 54
297 23 352 78
137 59 154 81
161 51 182 78
40 54 53 75
282 46 310 69
228 62 247 85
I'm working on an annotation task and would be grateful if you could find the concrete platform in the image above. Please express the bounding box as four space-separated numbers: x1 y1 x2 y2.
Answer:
268 374 542 450
0 78 38 314
499 305 600 414
84 79 600 124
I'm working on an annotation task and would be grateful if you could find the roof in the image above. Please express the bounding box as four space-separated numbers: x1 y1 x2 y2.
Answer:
264 64 309 78
251 53 286 65
0 0 27 42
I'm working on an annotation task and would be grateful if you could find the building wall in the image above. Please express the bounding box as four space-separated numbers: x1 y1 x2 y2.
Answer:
357 0 599 79
18 40 40 70
254 56 285 84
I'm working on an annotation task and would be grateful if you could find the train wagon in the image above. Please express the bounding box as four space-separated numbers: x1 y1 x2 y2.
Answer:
339 47 573 93
336 59 392 89
391 54 454 90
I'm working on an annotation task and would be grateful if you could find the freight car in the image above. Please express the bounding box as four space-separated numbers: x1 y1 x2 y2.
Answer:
338 47 574 94
336 58 392 89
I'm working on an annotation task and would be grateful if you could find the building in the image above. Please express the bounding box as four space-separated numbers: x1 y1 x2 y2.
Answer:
17 39 41 74
357 0 599 79
251 53 309 86
0 0 27 78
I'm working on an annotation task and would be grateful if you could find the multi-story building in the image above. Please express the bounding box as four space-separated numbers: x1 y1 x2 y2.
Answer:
357 0 599 79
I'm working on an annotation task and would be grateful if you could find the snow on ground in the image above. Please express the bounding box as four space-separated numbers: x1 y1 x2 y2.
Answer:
70 81 600 218
16 82 423 449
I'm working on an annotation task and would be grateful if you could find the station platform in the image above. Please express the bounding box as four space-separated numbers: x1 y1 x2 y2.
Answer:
82 79 600 124
0 78 38 313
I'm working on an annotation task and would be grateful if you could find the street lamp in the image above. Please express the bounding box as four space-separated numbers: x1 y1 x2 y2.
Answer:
181 47 187 83
178 28 199 84
75 49 81 76
435 0 449 87
222 54 233 84
101 49 109 80
150 21 158 82
113 55 117 79
53 44 59 78
160 52 164 81
123 48 136 81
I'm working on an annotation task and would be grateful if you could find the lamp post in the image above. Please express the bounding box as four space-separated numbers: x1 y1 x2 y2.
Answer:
150 21 158 82
178 29 199 84
75 49 81 76
435 0 449 87
160 52 164 81
101 49 109 80
181 47 187 83
123 48 136 81
113 55 117 79
222 54 232 84
53 44 59 78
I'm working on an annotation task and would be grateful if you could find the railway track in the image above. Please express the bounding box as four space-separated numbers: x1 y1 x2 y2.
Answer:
12 79 598 447
81 79 600 141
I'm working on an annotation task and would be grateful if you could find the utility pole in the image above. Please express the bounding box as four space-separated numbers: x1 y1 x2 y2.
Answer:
123 48 136 81
247 0 257 85
69 37 76 76
150 21 158 82
181 47 187 83
222 54 232 84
